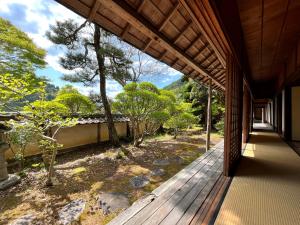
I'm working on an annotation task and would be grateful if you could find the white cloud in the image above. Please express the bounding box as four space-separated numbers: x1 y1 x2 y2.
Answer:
73 80 122 98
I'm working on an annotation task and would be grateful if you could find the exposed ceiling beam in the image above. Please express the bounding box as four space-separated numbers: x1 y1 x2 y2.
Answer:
99 0 225 90
159 2 180 32
173 22 193 44
179 0 226 67
88 0 101 21
137 0 147 13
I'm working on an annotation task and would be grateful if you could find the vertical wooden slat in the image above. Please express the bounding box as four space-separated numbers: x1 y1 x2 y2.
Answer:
224 53 243 176
242 83 251 143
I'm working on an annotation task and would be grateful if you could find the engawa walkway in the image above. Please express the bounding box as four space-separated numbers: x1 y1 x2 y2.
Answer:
214 131 300 225
108 141 224 225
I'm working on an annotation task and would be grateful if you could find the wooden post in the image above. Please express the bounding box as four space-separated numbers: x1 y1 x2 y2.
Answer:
242 83 250 143
206 79 212 151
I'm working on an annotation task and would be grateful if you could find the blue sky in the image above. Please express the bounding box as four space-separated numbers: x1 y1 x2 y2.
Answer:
0 0 182 97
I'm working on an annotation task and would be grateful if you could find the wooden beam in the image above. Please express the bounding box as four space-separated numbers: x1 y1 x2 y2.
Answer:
137 0 147 13
205 57 218 69
99 0 225 90
143 39 153 52
185 35 202 52
120 23 131 39
171 58 179 67
194 43 209 60
158 2 180 32
179 0 226 67
173 22 193 44
159 50 168 61
88 0 101 21
198 51 214 65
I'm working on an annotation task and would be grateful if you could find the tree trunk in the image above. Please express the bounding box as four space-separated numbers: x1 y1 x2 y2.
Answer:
206 79 212 151
46 148 57 186
94 24 120 147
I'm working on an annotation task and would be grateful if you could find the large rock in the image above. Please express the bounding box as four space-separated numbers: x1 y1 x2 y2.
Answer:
98 193 130 215
58 199 86 225
9 214 36 225
130 175 150 188
0 174 21 190
152 159 170 166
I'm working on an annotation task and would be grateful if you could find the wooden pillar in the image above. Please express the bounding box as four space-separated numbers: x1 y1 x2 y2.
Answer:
224 53 243 176
206 79 212 151
242 83 250 143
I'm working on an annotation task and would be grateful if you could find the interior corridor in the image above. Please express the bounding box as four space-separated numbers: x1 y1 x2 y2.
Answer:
214 130 300 225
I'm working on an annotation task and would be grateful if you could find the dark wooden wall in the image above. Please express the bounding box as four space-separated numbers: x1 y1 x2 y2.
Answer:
224 53 243 176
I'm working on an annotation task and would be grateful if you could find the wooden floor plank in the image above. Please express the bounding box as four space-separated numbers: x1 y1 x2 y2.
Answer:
133 154 223 225
124 151 223 225
108 141 224 225
175 168 225 225
159 163 223 225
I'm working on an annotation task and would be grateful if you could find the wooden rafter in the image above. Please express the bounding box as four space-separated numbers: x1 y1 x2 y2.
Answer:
159 2 180 32
198 51 214 65
185 35 202 52
88 0 101 21
159 50 168 60
137 0 147 13
98 0 225 90
179 0 226 67
143 39 153 52
194 43 209 60
121 23 131 39
173 22 193 44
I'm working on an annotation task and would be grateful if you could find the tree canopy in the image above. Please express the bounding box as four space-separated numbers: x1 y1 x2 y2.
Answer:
0 17 46 76
54 85 96 114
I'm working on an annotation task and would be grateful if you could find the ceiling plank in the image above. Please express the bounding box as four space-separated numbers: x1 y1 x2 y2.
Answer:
98 0 225 90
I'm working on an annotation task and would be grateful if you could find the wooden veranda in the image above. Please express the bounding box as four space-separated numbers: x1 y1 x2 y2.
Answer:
55 0 300 224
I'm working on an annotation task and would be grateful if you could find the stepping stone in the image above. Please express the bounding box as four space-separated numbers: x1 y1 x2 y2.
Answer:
0 174 21 190
98 193 130 215
58 199 86 225
153 159 170 166
9 214 36 225
130 175 150 188
150 168 165 177
170 156 184 164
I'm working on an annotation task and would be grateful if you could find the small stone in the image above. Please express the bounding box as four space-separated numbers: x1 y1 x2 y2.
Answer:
58 199 86 225
150 168 165 177
153 159 170 166
0 174 21 190
98 193 130 215
130 175 150 188
9 214 36 225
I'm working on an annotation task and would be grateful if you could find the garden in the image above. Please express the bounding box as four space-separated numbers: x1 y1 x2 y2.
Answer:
0 16 224 224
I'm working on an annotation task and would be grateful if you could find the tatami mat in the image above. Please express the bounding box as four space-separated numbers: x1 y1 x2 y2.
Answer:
214 131 300 225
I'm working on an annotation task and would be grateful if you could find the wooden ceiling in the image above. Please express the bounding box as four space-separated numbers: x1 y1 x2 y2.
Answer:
56 0 229 92
237 0 300 97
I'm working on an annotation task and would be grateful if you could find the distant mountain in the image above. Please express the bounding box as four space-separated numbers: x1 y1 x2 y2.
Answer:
163 77 185 90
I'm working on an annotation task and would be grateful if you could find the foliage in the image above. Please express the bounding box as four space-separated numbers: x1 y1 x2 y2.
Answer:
0 73 44 111
46 19 131 146
113 82 174 146
0 17 46 76
215 117 224 136
164 102 198 138
167 78 225 129
6 120 38 168
54 85 96 114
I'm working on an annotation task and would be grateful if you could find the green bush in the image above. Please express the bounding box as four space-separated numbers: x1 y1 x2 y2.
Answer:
215 118 224 136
